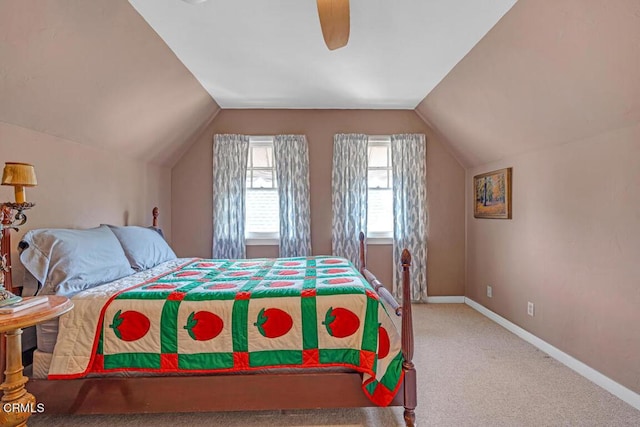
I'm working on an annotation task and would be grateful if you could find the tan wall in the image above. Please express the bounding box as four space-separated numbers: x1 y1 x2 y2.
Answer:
466 123 640 393
0 122 171 286
171 109 465 296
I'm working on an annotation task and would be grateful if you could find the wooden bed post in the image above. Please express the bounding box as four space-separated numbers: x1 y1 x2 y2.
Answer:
401 249 416 427
358 233 417 426
152 207 159 228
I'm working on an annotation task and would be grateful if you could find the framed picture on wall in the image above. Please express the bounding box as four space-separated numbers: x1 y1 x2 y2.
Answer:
474 167 512 219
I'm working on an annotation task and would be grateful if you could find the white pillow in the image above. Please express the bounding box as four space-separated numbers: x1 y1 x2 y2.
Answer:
19 225 134 297
107 225 177 271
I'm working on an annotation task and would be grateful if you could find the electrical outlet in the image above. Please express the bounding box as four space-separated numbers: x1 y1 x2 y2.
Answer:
487 285 493 298
527 302 535 317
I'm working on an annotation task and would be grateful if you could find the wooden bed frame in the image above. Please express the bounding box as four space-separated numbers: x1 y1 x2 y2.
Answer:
1 209 417 426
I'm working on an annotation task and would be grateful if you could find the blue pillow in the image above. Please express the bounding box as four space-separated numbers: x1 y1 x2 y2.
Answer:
19 225 134 297
106 225 176 271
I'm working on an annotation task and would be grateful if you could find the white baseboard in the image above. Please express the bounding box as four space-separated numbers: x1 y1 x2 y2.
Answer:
465 298 640 411
426 296 466 303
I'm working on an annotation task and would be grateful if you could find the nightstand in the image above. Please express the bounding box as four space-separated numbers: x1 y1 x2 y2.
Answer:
0 296 73 426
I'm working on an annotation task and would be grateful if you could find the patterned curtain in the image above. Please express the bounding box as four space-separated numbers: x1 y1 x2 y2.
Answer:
213 134 250 259
274 135 312 257
391 134 427 302
331 134 368 266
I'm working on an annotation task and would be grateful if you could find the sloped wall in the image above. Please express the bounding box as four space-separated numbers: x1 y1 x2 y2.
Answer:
0 0 219 167
416 0 640 168
0 122 171 286
171 109 465 296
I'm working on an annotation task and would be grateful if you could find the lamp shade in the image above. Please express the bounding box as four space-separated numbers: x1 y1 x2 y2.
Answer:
2 162 37 203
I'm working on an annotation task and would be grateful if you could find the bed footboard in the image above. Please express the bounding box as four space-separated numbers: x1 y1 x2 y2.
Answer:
358 232 416 426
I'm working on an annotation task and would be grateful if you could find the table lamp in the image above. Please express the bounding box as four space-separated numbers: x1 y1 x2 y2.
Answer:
2 162 37 203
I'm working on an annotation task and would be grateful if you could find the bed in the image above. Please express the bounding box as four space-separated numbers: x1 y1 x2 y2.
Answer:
1 208 417 426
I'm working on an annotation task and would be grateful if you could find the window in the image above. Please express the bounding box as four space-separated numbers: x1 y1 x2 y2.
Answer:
367 136 393 240
245 137 279 243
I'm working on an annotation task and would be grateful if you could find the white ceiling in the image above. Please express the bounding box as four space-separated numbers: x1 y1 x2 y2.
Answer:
129 0 516 109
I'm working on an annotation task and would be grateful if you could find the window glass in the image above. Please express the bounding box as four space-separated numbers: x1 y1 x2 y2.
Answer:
368 169 390 189
246 138 279 237
367 138 393 237
246 189 279 234
252 169 275 188
368 145 389 167
252 145 273 168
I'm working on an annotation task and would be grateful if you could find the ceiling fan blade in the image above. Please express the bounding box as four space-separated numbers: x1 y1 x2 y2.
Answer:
316 0 350 50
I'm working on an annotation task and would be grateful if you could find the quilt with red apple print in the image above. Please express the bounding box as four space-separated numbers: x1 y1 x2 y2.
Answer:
48 256 403 406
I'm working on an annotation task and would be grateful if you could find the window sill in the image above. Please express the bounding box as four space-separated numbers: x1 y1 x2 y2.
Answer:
246 238 279 246
366 237 393 245
247 237 389 246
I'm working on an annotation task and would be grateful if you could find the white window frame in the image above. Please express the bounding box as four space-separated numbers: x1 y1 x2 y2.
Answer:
367 136 393 244
246 136 279 245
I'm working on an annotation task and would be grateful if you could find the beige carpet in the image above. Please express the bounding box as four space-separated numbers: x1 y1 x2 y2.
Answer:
30 304 640 426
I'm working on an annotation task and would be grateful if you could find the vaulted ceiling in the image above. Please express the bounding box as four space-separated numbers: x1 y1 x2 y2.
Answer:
1 1 638 169
129 0 516 109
